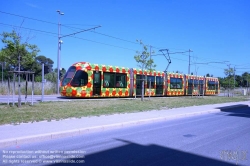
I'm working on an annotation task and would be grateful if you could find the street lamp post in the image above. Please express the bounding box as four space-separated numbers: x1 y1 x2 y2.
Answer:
56 10 64 94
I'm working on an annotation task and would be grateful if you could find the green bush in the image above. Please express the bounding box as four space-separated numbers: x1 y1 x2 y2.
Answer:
35 76 42 82
45 72 57 83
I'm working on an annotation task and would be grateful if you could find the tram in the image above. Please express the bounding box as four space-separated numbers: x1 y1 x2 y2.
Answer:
60 62 219 98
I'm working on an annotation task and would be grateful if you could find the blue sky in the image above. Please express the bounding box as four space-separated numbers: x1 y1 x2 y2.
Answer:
0 0 249 77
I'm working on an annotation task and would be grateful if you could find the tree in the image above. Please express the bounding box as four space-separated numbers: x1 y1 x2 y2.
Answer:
206 73 213 77
0 50 5 62
29 55 54 80
1 30 40 107
35 55 54 73
220 72 250 89
218 77 225 87
224 68 234 77
235 75 241 87
224 67 235 88
45 72 57 83
0 30 40 71
223 67 236 97
134 40 156 72
134 40 156 101
175 70 183 73
242 72 250 87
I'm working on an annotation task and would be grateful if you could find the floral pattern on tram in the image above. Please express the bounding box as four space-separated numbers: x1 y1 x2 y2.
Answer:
185 75 205 95
60 62 130 97
166 73 184 96
205 77 219 95
133 69 165 96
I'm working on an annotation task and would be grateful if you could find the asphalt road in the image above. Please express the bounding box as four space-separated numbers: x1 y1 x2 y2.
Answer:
0 107 249 166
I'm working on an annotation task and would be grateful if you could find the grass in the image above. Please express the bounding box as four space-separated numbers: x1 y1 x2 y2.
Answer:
0 96 248 125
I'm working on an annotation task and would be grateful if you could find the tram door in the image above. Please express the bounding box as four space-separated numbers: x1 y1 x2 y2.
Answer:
199 80 204 95
215 82 219 94
93 71 101 96
156 76 164 96
187 79 193 95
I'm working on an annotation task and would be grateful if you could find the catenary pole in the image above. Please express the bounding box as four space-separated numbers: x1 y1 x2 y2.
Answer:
56 10 64 94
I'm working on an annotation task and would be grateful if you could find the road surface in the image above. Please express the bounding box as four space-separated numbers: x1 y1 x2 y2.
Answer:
0 107 249 166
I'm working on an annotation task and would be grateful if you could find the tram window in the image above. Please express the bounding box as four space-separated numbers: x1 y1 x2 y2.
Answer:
147 76 155 88
103 72 115 88
94 73 100 84
215 82 218 89
176 78 182 88
208 81 215 90
188 80 193 87
62 66 76 86
103 72 126 88
116 74 127 88
188 79 200 88
156 76 163 85
70 70 88 87
194 80 198 88
136 75 145 87
170 78 182 89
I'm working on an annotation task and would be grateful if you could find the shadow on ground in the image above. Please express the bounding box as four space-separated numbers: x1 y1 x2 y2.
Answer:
49 139 236 166
217 104 250 118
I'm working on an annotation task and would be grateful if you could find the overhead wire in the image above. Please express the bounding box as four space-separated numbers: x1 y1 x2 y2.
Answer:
0 22 229 71
0 10 241 72
69 35 137 51
0 23 57 36
0 10 188 51
62 25 137 46
0 11 192 53
0 22 137 52
0 11 57 25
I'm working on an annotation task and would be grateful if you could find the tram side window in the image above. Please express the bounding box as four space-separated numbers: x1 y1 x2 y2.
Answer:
103 72 126 88
136 75 145 87
147 76 155 88
116 74 127 88
215 82 218 90
170 78 182 89
103 72 115 88
208 81 215 90
188 79 200 88
188 80 193 88
193 80 198 88
156 76 164 85
176 78 182 89
70 70 88 87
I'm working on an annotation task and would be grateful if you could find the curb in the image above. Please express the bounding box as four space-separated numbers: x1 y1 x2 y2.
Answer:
0 104 248 148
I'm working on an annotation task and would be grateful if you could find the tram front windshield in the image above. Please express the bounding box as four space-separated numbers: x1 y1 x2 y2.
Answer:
61 66 76 86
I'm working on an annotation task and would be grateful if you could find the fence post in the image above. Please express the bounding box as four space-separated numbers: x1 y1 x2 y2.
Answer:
25 73 28 104
7 75 10 105
41 63 44 102
12 73 15 106
32 74 34 106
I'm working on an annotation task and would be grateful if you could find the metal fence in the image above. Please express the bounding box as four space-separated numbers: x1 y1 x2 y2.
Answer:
220 87 250 97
